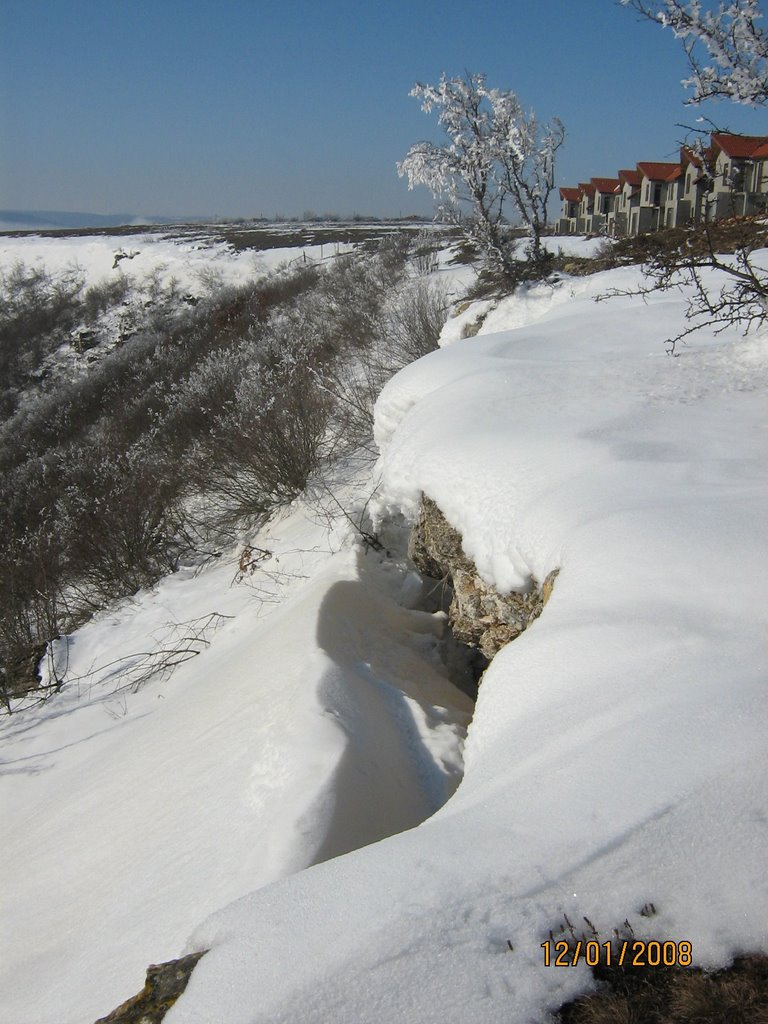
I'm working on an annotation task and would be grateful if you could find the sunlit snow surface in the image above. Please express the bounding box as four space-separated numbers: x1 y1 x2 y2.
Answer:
0 231 343 293
172 261 767 1023
1 237 767 1024
0 486 471 1024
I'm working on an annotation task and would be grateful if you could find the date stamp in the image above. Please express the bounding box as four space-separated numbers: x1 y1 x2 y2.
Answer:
542 939 693 968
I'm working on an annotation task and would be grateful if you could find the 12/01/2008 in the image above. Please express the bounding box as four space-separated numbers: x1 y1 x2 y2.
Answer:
541 939 693 968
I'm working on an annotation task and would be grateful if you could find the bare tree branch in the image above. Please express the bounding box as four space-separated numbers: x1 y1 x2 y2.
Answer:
620 0 768 105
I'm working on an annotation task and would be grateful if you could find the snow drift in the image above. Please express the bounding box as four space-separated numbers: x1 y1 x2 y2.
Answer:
166 261 768 1023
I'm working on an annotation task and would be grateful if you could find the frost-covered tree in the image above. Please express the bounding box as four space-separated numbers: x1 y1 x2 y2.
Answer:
397 72 564 280
620 0 768 105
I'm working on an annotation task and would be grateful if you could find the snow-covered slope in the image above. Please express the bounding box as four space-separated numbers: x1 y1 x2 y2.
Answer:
2 244 767 1024
165 261 767 1023
0 490 470 1024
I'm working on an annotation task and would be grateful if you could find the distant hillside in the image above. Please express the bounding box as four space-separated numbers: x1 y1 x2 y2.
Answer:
0 209 180 232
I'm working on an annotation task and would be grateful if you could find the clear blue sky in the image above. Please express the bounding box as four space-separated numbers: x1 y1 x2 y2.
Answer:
1 0 766 219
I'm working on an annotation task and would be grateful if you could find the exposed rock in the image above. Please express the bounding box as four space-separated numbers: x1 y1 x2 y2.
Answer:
72 328 100 353
460 315 485 339
94 951 206 1024
409 495 557 676
112 249 140 269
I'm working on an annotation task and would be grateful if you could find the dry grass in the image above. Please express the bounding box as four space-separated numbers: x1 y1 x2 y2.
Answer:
560 216 768 278
550 914 768 1024
560 953 768 1024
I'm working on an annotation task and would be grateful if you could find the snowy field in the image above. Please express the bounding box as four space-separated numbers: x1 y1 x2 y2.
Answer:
1 234 767 1023
0 230 354 294
0 228 604 293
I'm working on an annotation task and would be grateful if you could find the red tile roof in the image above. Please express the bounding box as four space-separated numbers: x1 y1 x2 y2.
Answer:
618 168 641 185
711 132 768 159
578 181 596 197
637 161 681 182
591 177 621 193
559 187 580 201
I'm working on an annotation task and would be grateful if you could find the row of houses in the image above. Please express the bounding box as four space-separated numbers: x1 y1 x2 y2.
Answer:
558 132 768 237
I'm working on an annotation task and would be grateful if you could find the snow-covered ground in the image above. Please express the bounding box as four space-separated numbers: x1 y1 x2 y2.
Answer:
1 236 766 1024
0 227 602 304
0 231 353 294
0 477 471 1024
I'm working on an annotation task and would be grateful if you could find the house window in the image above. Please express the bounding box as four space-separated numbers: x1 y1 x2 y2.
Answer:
645 183 650 202
653 183 662 206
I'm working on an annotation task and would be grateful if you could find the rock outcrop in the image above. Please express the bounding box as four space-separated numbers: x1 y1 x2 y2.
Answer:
409 495 557 678
94 952 206 1024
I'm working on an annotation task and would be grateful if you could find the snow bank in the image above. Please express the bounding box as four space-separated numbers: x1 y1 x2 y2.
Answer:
166 261 768 1023
0 495 469 1024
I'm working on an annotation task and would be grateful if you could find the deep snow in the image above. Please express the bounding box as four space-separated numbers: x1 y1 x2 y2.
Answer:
1 233 766 1024
0 477 471 1024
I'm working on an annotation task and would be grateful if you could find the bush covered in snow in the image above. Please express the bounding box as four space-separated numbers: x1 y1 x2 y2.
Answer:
0 235 448 708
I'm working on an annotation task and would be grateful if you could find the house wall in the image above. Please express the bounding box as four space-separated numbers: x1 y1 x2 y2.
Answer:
662 178 687 228
633 176 663 234
592 191 616 234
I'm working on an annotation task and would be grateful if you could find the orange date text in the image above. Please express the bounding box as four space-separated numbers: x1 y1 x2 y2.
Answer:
541 939 692 968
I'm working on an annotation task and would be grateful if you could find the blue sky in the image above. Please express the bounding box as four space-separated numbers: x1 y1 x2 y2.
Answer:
1 0 766 220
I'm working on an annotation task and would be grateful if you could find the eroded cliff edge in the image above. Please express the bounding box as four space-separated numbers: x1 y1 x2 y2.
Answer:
408 494 558 689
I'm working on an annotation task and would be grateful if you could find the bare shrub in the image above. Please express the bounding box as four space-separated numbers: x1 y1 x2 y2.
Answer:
596 216 768 351
0 261 85 416
186 350 335 532
0 241 453 700
304 254 392 354
370 231 411 279
410 230 442 275
56 443 186 611
0 520 64 709
82 272 132 323
316 276 450 455
384 277 450 362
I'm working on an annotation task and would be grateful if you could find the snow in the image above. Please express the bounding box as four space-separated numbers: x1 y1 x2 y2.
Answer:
2 236 767 1024
0 232 349 294
172 260 767 1022
0 487 470 1024
539 234 609 258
